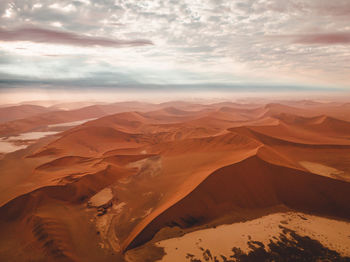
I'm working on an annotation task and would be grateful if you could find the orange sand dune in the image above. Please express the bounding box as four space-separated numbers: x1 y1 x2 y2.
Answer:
32 126 151 157
123 153 350 250
263 102 350 121
230 119 350 146
0 101 163 137
0 104 53 123
1 100 350 261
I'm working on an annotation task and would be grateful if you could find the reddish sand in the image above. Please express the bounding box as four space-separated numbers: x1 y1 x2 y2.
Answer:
0 100 350 261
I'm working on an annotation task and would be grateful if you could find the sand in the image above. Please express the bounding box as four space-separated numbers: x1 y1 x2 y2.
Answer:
88 188 114 207
299 161 347 179
0 131 58 153
0 139 27 153
1 100 350 261
48 118 97 128
156 212 350 261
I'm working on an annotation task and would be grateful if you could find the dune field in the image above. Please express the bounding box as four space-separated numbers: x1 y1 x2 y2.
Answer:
0 100 350 262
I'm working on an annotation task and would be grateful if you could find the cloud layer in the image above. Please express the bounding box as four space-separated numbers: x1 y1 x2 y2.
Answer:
293 33 350 45
0 27 153 47
0 0 349 90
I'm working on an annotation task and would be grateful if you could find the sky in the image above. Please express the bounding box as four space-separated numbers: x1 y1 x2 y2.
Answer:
0 0 350 102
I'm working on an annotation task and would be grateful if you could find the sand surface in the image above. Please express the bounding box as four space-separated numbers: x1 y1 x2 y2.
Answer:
299 161 347 179
0 131 58 153
156 212 350 261
88 188 113 207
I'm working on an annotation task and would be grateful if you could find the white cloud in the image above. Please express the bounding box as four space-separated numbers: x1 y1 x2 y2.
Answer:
51 21 62 27
0 0 349 88
32 3 42 9
49 3 76 13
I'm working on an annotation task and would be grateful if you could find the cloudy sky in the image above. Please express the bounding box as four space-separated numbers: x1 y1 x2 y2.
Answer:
0 0 350 99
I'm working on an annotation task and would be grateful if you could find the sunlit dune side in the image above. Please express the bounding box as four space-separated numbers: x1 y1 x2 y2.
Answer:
0 100 350 262
123 153 350 251
154 212 350 261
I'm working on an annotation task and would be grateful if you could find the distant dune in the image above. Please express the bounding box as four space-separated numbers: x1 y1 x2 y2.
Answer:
0 104 53 123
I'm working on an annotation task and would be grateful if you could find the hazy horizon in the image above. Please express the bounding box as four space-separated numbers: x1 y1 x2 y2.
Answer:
1 88 349 105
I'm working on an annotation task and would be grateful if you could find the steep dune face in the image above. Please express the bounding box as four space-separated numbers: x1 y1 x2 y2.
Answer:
0 165 130 221
124 154 350 250
0 163 133 261
35 156 92 171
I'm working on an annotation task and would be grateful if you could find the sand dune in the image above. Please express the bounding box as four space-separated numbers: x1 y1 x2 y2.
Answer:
1 100 350 261
123 153 350 250
0 104 53 123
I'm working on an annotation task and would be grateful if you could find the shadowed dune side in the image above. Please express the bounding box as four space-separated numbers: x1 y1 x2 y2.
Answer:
0 165 133 261
0 164 132 221
102 154 158 166
229 126 350 148
35 156 93 171
123 154 350 251
246 121 350 145
29 215 78 262
0 166 129 262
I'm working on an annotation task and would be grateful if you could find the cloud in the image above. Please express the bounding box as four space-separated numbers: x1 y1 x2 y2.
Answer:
0 26 153 47
0 70 339 93
0 0 350 89
269 32 350 45
293 33 350 45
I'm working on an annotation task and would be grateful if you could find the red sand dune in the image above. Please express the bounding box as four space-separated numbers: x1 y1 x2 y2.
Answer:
123 153 350 250
1 100 350 261
0 104 53 123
